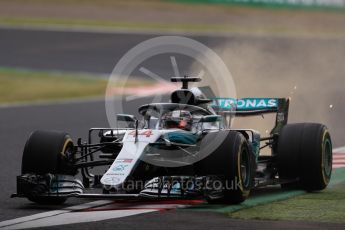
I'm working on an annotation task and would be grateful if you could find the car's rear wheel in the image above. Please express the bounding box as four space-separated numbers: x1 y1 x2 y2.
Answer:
195 131 254 204
277 123 332 191
22 130 77 204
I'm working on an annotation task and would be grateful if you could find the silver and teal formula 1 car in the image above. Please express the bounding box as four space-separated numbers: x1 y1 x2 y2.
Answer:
12 76 333 205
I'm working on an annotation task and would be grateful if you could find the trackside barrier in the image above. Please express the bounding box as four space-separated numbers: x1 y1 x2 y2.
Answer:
172 0 345 10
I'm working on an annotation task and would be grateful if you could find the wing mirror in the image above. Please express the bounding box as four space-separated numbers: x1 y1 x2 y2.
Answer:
199 115 222 123
116 114 136 128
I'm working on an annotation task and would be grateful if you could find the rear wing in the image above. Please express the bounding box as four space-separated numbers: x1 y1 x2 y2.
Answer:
211 97 290 135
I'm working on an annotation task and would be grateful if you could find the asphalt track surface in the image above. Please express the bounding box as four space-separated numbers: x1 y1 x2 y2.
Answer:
1 99 344 230
0 28 219 75
1 28 345 229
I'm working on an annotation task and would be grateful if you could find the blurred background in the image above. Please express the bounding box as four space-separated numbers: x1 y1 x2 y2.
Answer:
0 0 345 147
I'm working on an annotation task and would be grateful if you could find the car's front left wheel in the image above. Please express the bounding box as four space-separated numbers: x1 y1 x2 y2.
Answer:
195 131 254 204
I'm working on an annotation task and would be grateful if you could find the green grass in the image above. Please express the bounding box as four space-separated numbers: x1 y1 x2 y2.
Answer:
228 182 345 223
0 16 229 32
1 16 345 38
1 0 345 37
186 169 345 223
0 67 150 104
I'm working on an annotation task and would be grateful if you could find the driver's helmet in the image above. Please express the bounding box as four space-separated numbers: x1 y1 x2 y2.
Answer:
162 110 193 131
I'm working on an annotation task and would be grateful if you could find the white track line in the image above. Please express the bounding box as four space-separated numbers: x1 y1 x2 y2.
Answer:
0 199 195 230
1 210 156 230
0 200 113 229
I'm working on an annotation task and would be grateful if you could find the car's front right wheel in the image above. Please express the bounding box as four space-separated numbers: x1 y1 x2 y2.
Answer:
21 130 77 204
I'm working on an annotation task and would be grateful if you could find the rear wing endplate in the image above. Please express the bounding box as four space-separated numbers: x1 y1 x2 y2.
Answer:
211 97 290 135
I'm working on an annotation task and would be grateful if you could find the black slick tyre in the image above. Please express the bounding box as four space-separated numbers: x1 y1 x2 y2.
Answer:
277 123 332 191
195 131 254 204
